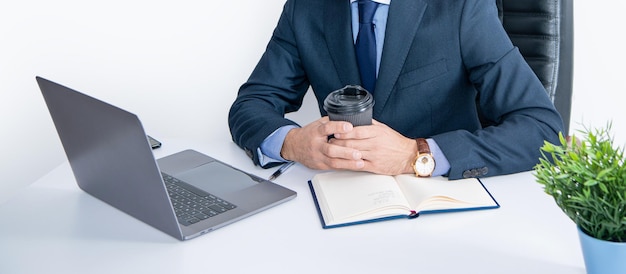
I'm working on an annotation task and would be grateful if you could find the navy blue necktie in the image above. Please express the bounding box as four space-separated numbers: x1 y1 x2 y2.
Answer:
356 0 379 93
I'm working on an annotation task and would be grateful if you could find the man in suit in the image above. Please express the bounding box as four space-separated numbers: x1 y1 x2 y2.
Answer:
228 0 564 180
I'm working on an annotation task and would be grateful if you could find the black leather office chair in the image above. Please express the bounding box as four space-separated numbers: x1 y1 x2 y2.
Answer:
496 0 574 135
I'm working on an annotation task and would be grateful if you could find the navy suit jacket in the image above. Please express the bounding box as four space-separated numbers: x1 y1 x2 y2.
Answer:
228 0 564 179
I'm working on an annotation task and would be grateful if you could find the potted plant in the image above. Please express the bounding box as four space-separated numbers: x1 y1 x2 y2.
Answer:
534 124 626 274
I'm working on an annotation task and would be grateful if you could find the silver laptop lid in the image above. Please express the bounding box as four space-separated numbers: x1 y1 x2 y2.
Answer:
37 76 183 239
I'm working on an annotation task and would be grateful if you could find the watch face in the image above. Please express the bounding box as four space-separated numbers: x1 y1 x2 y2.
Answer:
415 155 435 176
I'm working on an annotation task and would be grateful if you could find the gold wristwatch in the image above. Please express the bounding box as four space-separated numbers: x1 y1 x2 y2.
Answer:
412 138 435 177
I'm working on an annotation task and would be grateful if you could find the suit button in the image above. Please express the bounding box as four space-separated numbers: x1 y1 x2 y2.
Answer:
479 167 488 176
462 170 473 178
462 167 488 178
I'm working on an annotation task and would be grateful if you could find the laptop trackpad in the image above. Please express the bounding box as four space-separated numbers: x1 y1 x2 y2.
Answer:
174 162 257 195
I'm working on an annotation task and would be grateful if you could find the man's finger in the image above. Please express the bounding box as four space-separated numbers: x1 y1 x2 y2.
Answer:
317 120 353 136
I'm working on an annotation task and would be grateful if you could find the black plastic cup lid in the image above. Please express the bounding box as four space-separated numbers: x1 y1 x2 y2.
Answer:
323 85 375 114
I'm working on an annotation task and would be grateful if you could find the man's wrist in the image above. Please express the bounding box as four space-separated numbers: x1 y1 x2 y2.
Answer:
259 125 298 164
405 139 418 174
280 127 300 162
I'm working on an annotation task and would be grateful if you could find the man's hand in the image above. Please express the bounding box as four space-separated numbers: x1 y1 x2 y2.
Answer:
281 117 417 175
331 119 417 175
280 117 365 170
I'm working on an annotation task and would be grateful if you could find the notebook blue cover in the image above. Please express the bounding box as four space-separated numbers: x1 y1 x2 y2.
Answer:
308 178 500 229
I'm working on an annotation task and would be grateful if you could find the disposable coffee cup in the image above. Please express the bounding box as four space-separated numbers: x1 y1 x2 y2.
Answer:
323 85 374 126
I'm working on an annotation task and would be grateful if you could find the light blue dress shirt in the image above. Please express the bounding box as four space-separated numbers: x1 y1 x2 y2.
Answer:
258 0 450 177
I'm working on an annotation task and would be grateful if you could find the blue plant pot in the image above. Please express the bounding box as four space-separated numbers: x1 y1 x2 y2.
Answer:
577 226 626 274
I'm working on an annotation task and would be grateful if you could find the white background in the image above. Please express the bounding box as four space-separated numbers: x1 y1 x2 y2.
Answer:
1 1 624 203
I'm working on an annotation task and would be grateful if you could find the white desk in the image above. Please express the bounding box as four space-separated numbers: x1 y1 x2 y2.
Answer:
0 138 585 274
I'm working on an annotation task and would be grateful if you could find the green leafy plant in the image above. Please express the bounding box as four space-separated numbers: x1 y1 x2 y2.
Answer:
534 124 626 242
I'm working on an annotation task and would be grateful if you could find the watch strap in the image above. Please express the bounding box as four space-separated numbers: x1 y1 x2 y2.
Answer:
416 138 431 155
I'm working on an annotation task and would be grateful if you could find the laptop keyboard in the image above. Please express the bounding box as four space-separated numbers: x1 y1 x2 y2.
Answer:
162 173 237 226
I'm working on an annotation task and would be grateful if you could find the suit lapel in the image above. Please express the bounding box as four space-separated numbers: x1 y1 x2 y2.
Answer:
324 0 361 87
374 0 427 115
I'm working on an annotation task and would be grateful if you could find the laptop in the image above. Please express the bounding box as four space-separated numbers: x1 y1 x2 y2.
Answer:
36 76 296 241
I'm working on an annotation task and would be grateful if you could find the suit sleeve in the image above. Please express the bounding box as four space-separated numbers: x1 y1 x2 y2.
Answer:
431 0 564 179
228 0 310 167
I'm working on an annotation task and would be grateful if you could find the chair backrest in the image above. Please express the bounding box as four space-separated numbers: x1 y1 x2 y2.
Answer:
496 0 574 134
